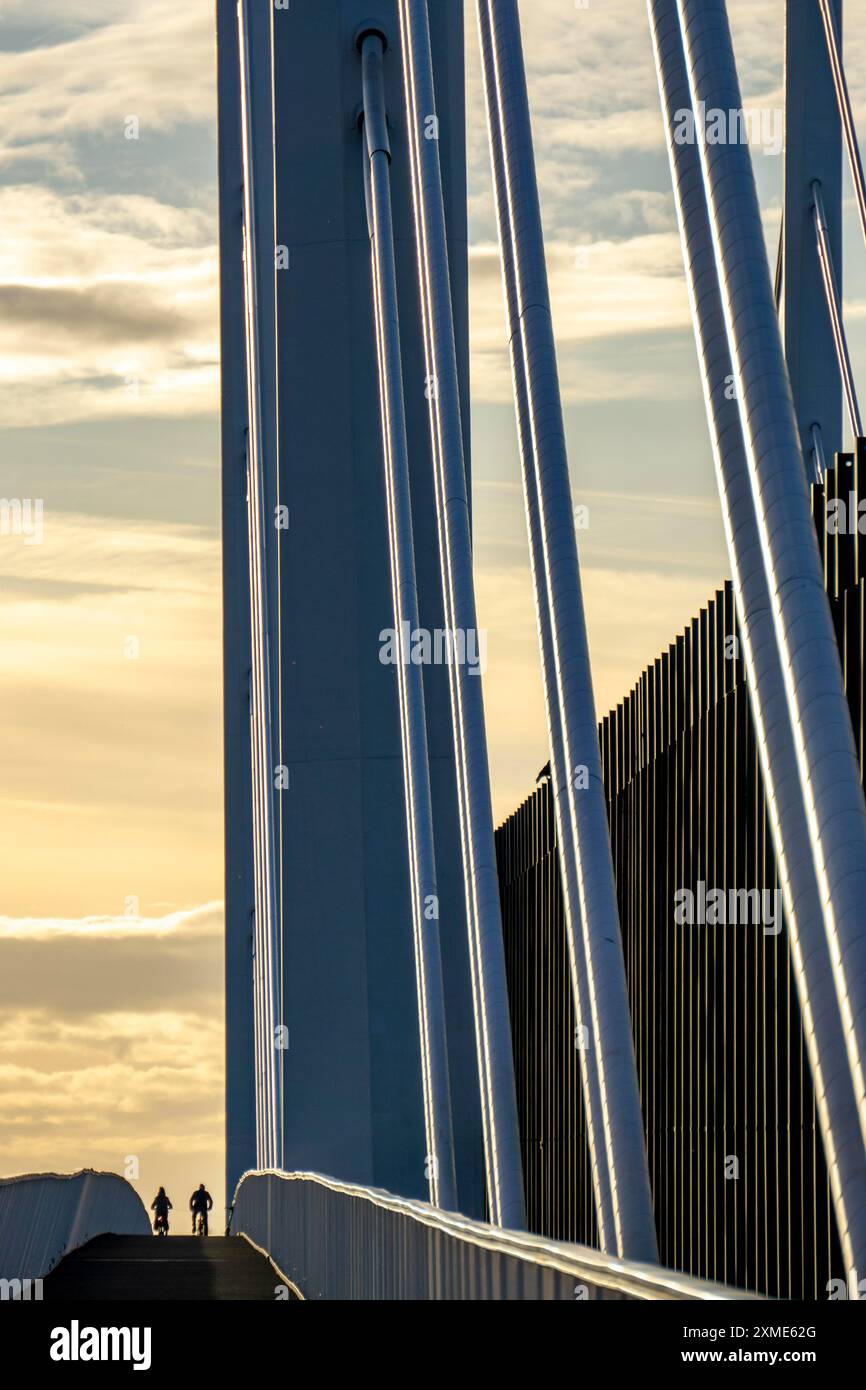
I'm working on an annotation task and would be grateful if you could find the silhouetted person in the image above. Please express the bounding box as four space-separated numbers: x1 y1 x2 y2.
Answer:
190 1183 213 1235
151 1186 172 1234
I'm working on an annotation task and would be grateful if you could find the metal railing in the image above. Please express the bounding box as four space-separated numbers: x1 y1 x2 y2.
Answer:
0 1170 150 1283
229 1169 758 1300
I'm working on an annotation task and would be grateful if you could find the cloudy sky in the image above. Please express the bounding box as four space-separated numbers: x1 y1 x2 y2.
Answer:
1 0 865 1223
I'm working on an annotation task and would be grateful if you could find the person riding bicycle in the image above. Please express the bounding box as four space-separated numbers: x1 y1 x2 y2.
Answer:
190 1183 213 1235
151 1186 172 1234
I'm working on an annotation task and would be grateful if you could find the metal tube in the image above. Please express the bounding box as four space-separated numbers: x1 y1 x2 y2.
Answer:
218 0 259 1195
239 45 271 1170
812 422 828 484
396 0 493 1228
784 0 844 467
241 253 268 1168
244 355 274 1170
818 0 866 252
651 0 866 1285
677 0 866 1168
238 0 280 1168
360 32 458 1212
249 698 265 1167
391 18 495 1207
468 5 615 1251
476 0 658 1261
396 2 526 1229
812 180 863 440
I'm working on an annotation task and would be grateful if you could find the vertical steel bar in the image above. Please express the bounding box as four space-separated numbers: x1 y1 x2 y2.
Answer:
217 0 258 1198
784 0 843 464
475 0 657 1261
812 181 863 440
238 0 280 1168
812 424 828 484
360 31 458 1212
818 0 866 251
396 1 526 1229
460 2 617 1250
676 0 866 1183
654 0 866 1279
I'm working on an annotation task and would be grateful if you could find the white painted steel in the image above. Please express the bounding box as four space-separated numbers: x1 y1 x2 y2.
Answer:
0 1171 150 1282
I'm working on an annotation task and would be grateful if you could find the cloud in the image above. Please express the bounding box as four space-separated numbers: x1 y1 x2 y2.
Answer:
0 511 222 919
464 0 796 245
0 1022 223 1137
469 233 694 404
0 281 204 344
0 903 223 1016
0 185 218 425
0 900 223 942
0 0 215 172
0 900 225 1207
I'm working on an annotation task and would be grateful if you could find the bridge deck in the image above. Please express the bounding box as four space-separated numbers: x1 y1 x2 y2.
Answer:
44 1235 286 1301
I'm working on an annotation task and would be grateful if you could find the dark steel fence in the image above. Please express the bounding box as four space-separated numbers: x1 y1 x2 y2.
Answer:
496 443 866 1299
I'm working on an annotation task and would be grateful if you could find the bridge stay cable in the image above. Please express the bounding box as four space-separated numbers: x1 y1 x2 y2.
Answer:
676 0 866 1171
237 0 281 1172
394 11 495 1224
812 179 863 440
475 0 658 1262
397 0 526 1231
470 6 615 1252
650 0 866 1282
359 29 458 1213
818 0 866 253
810 421 828 484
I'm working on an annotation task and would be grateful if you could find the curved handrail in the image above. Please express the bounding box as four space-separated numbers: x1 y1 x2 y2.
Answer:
0 1169 150 1282
230 1168 761 1301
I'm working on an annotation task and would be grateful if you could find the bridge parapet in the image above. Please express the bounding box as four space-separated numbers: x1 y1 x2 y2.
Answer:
0 1170 150 1285
230 1170 759 1301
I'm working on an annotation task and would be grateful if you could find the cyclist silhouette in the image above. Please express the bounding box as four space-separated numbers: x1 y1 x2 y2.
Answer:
190 1183 214 1235
151 1186 172 1235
